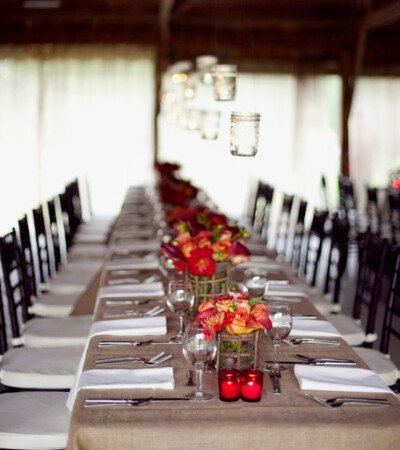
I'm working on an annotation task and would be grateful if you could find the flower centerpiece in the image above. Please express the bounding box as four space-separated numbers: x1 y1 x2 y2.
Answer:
161 207 251 308
192 290 272 369
154 161 199 207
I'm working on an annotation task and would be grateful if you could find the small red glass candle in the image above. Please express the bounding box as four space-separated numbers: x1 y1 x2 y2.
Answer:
240 369 264 402
218 369 241 402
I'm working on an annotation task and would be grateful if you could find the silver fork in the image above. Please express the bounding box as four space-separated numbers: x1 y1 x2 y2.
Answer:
95 352 172 366
305 393 391 408
102 305 165 318
283 338 340 346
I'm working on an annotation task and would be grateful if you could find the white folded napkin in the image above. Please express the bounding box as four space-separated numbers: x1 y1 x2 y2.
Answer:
66 316 167 410
79 367 175 391
240 260 282 270
110 240 160 252
104 257 159 271
295 365 393 393
290 319 341 337
97 282 164 299
89 316 167 338
267 284 307 298
67 367 174 410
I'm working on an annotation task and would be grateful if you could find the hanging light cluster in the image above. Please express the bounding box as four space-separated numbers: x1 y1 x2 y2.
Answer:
160 54 260 154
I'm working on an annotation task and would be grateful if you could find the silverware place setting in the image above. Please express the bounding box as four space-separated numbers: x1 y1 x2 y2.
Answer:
98 339 179 347
84 397 193 407
283 338 340 346
264 354 356 366
305 393 391 408
95 351 172 366
102 305 165 318
107 277 141 285
105 299 165 306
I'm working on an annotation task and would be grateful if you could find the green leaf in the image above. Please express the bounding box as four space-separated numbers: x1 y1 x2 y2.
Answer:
248 296 263 306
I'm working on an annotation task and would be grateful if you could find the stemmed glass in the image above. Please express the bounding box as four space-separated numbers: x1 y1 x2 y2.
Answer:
264 302 292 374
182 322 217 401
166 280 194 343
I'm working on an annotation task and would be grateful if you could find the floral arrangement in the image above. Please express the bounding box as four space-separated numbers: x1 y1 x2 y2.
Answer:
193 290 272 335
155 161 199 207
161 207 250 276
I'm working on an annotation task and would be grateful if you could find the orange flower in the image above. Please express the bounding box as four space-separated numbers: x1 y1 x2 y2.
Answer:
198 300 215 312
180 239 197 259
230 254 250 264
225 308 254 335
195 230 212 248
214 298 234 312
202 311 227 332
250 303 272 330
176 231 192 245
211 240 232 261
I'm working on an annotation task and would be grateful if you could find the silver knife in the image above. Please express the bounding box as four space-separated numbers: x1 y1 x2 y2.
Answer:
84 397 192 407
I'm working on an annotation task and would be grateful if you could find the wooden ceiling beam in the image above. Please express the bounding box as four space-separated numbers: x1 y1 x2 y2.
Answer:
364 0 400 30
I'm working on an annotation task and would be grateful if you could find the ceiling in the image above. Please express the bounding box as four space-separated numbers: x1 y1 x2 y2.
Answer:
1 0 400 75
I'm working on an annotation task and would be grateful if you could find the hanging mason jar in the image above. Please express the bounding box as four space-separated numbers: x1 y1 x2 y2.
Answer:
200 110 221 140
212 64 237 101
187 109 203 131
196 55 218 85
230 112 261 157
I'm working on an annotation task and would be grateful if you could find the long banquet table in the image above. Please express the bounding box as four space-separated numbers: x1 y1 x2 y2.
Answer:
66 187 400 450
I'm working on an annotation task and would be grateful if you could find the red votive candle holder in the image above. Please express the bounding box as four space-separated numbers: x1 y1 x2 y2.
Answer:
218 369 241 402
240 369 264 402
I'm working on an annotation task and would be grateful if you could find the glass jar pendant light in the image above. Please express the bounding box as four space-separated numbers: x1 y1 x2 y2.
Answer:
196 55 218 85
212 64 237 101
230 112 261 157
200 110 221 140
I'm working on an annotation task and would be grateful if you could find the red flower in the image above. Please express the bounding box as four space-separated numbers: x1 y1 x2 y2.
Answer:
187 247 216 276
173 261 187 273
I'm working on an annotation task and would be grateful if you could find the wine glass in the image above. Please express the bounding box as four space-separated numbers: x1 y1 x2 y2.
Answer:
166 280 194 343
182 322 217 401
264 302 292 374
244 267 269 297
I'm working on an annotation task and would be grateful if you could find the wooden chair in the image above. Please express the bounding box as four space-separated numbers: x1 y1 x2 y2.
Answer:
251 181 275 241
366 186 381 235
275 193 295 258
387 187 400 245
301 209 329 286
0 229 92 346
0 278 82 390
323 213 350 311
290 199 308 270
353 246 400 387
328 232 389 346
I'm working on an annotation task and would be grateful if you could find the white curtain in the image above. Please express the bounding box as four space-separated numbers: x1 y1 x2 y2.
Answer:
0 45 155 235
158 73 342 221
349 77 400 211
